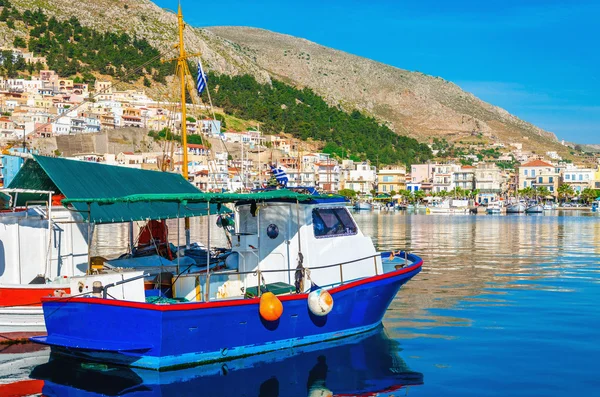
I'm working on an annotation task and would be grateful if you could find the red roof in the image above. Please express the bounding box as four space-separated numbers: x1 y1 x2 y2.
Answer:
188 144 208 150
0 117 12 122
461 165 475 169
122 151 134 155
520 159 553 167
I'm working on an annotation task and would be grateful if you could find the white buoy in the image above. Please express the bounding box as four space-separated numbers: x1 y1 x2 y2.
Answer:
307 288 334 316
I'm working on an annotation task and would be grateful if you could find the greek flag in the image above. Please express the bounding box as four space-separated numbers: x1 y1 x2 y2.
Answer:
196 60 207 95
270 164 288 187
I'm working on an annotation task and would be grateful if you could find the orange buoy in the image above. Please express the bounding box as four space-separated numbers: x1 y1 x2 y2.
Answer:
259 292 283 321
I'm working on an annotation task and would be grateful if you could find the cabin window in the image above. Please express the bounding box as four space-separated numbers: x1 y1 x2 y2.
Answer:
312 208 358 238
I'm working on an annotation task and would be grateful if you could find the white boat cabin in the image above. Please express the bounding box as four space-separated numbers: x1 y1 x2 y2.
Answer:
174 198 383 302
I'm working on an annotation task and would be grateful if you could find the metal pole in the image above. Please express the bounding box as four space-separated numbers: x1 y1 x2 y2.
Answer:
205 201 211 301
128 221 135 255
177 203 181 277
46 192 52 278
257 202 261 296
87 203 92 274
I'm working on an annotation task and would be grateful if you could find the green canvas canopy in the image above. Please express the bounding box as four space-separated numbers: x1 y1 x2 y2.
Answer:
7 155 221 223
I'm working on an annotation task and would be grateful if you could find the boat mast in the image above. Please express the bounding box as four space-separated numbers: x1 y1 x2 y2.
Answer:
177 4 189 180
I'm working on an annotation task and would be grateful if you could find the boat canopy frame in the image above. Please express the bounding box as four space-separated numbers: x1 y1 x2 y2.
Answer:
62 190 346 207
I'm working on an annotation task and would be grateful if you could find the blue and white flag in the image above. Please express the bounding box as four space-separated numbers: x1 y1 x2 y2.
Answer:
196 60 207 95
270 164 288 187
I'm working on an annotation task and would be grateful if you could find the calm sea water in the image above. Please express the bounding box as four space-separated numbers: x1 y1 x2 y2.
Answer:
1 211 599 396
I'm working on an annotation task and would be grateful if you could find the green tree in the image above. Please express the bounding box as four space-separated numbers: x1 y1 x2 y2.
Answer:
536 186 551 199
338 189 357 199
580 187 598 204
13 36 26 48
413 190 425 202
557 184 575 202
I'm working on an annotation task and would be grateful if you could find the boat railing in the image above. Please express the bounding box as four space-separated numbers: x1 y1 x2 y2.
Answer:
173 251 413 302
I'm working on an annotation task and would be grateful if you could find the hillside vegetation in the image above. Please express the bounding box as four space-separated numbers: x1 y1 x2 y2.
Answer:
205 73 431 165
3 0 573 159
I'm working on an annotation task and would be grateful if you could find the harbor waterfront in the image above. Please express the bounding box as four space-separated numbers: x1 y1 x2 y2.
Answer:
0 210 598 395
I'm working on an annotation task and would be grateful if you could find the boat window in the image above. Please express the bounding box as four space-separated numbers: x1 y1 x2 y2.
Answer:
312 208 358 238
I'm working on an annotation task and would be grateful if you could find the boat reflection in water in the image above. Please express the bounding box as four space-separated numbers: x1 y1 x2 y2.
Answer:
30 327 423 397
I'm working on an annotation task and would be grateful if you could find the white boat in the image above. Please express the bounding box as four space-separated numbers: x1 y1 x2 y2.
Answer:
353 201 372 211
0 197 89 342
0 155 215 342
525 203 544 213
543 203 554 211
427 199 470 214
486 202 502 214
506 202 526 213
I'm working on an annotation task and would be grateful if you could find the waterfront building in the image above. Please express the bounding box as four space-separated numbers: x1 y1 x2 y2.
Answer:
341 160 377 194
561 165 595 193
432 164 460 193
474 163 507 202
316 154 340 192
452 165 475 191
377 165 406 194
517 159 560 197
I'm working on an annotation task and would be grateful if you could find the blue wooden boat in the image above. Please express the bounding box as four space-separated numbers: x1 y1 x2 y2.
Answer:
31 190 423 370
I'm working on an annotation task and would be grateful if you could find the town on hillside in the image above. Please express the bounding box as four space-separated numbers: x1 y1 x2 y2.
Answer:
0 66 599 205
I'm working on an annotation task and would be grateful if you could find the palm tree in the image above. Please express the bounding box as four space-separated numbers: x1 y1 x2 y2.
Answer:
518 187 534 199
413 190 426 203
557 184 575 203
580 187 598 204
536 186 551 199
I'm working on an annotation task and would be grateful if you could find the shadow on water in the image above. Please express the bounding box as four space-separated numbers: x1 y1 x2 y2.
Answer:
28 327 423 397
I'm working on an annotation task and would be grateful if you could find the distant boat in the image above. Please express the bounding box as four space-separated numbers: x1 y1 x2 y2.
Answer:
506 202 526 213
486 202 502 214
525 203 544 213
427 199 470 214
353 201 372 211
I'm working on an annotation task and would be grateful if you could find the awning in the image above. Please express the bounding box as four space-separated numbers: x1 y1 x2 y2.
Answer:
63 189 344 206
8 155 220 224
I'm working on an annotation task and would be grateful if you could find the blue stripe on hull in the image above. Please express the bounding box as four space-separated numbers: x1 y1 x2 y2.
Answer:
36 265 421 370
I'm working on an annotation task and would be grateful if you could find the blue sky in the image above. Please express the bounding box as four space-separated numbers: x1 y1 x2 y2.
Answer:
156 0 599 144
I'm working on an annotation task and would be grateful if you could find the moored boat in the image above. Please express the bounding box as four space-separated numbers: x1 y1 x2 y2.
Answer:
525 203 544 213
31 190 423 370
353 201 372 211
506 202 526 213
486 201 502 214
0 155 214 342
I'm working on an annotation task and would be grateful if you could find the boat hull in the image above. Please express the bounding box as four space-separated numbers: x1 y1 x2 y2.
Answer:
525 204 544 213
353 202 372 210
506 203 526 213
0 284 69 342
31 328 423 397
32 260 422 370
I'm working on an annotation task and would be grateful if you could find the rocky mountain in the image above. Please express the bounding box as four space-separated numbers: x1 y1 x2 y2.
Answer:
8 0 567 155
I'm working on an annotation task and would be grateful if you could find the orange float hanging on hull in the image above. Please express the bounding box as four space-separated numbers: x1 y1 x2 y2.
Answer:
259 292 283 322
